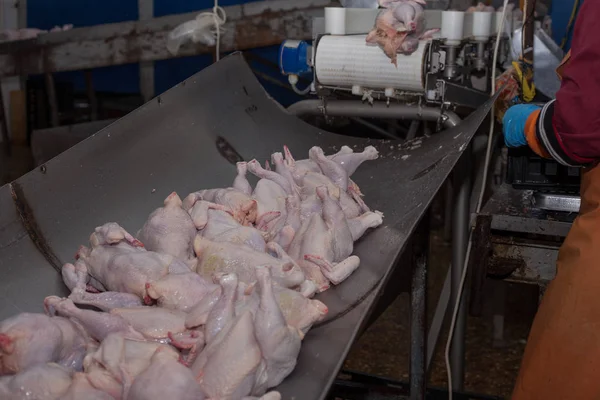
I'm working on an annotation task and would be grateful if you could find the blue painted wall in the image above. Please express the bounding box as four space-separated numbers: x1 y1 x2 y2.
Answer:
549 0 582 52
27 0 302 106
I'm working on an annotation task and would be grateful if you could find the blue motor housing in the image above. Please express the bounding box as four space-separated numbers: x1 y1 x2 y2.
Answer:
278 40 312 76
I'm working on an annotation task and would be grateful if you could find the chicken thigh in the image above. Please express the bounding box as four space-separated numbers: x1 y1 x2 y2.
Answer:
205 273 238 344
137 192 196 262
253 266 302 391
0 313 91 375
196 311 262 399
271 284 328 334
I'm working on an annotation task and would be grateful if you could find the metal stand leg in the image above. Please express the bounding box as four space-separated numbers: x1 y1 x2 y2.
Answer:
492 281 507 348
410 218 429 400
450 149 471 391
444 180 453 242
410 252 428 399
427 265 451 372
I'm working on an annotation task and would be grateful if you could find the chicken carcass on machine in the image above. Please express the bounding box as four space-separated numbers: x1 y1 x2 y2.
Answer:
0 53 495 399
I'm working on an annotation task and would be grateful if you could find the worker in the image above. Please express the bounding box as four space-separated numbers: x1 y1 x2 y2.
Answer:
502 1 600 398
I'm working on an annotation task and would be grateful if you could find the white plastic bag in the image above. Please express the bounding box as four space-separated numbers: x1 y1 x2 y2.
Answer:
166 7 226 56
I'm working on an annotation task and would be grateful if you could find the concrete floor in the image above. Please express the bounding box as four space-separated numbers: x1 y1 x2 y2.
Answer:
344 213 540 398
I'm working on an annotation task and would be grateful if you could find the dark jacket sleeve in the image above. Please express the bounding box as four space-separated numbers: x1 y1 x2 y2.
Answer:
536 0 600 166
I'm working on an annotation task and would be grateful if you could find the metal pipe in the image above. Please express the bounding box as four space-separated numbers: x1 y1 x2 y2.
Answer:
450 145 472 391
287 100 461 129
474 42 486 71
406 120 420 141
443 46 459 80
349 117 399 140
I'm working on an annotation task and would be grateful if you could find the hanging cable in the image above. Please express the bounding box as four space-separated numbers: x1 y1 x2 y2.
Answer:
195 0 227 61
444 0 510 398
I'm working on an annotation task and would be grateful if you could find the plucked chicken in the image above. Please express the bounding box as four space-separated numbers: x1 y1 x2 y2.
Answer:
0 144 382 399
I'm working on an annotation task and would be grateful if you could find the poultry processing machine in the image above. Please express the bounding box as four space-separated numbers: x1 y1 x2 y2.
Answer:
279 7 514 113
0 52 496 399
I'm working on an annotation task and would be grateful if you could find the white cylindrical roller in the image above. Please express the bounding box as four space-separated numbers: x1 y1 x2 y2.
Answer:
325 8 347 35
493 11 508 35
315 35 427 92
472 11 492 41
441 11 465 45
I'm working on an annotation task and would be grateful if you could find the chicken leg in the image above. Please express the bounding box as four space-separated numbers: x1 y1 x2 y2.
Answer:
233 162 253 196
205 273 238 344
253 266 302 390
197 311 262 399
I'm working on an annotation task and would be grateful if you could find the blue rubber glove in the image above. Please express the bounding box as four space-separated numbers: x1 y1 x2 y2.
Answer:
502 104 541 147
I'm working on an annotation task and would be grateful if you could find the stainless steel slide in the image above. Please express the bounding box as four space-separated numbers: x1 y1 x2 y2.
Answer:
0 53 494 399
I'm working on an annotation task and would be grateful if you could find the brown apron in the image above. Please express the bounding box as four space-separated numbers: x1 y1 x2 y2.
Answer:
512 49 600 400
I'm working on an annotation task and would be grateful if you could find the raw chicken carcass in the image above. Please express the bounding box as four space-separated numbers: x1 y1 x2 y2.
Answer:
127 347 205 400
233 161 253 196
45 296 203 353
195 311 263 399
145 272 219 312
251 177 296 249
83 333 179 399
137 192 197 262
0 312 91 375
184 187 258 226
366 27 409 66
391 0 425 34
289 186 375 291
308 146 350 192
67 223 190 300
283 144 377 182
399 28 439 55
44 296 145 342
328 145 379 177
0 363 73 400
201 209 269 252
194 236 306 289
247 159 296 196
252 266 302 391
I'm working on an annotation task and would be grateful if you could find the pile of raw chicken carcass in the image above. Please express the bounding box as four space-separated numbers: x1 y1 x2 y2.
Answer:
0 145 383 400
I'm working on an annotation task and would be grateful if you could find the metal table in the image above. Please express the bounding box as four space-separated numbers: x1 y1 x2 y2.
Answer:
0 53 494 399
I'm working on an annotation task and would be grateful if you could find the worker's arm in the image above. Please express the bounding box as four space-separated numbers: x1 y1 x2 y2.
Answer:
504 0 600 166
